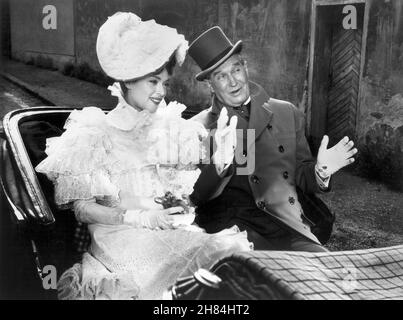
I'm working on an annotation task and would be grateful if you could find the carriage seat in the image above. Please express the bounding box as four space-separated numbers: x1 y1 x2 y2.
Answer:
19 112 91 254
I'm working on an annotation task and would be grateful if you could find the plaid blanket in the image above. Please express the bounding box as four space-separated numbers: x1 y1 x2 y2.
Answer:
210 245 403 300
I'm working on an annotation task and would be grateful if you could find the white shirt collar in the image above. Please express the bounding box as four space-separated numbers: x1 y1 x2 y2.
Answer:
243 96 251 106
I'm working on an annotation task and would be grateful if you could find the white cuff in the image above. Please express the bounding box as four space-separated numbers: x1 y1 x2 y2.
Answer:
123 209 145 228
212 151 232 176
315 164 331 190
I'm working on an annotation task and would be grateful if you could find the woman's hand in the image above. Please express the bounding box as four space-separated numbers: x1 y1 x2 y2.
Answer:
213 108 238 175
124 206 184 230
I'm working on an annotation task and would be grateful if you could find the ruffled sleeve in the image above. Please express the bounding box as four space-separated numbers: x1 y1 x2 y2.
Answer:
147 101 208 166
35 107 120 207
144 101 208 199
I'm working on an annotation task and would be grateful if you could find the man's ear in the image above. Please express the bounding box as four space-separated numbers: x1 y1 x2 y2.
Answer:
206 80 214 93
244 60 249 77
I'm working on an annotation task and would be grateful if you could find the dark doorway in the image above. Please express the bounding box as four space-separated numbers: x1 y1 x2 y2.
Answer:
308 1 368 154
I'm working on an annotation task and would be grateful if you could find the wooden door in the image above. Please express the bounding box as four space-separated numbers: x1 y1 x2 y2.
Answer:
308 1 368 153
327 26 362 143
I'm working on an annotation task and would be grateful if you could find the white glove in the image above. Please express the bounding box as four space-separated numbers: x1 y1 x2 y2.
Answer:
316 135 358 177
123 207 184 230
213 108 238 175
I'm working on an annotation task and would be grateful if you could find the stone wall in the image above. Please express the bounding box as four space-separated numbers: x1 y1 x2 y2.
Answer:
9 0 75 68
356 0 403 190
358 0 403 138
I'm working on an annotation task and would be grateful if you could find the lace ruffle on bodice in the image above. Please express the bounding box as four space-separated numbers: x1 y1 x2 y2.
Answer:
35 83 207 207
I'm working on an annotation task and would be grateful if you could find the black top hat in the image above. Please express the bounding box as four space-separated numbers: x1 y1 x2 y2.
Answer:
188 26 243 81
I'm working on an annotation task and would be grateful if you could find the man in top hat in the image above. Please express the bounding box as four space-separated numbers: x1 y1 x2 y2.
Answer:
188 26 358 251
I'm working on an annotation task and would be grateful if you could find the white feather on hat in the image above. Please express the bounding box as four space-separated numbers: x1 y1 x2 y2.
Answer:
96 12 189 81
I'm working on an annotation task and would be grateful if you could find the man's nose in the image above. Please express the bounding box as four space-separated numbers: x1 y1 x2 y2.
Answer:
228 74 237 87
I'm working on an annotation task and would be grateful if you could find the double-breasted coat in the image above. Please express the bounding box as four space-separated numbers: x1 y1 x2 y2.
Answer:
191 82 327 244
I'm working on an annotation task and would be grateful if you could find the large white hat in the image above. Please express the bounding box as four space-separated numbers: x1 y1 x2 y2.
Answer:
96 12 188 81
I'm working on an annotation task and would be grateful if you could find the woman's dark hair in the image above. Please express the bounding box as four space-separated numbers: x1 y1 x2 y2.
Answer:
154 53 177 76
120 54 177 95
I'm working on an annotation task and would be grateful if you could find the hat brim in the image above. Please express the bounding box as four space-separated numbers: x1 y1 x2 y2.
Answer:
195 40 243 81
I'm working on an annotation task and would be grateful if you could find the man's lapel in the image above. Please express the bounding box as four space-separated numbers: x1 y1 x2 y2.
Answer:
247 82 273 149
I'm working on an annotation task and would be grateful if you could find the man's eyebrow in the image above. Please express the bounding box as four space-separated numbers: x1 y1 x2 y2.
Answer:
212 70 221 77
150 75 161 80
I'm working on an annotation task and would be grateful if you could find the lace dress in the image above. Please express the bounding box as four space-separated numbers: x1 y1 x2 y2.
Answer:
36 83 252 300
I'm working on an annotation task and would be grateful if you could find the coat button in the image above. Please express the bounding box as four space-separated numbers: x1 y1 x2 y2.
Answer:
289 196 295 205
283 171 289 179
267 124 273 130
279 145 285 153
257 201 266 210
242 150 247 157
251 175 260 184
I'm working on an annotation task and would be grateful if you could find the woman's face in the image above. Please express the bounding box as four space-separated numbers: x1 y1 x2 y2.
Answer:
125 68 171 113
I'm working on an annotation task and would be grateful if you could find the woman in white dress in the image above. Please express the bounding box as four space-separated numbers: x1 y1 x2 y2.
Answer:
36 12 252 300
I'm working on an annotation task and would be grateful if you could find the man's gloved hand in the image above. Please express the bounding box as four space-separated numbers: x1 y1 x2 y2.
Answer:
123 207 184 230
213 107 238 175
316 135 358 177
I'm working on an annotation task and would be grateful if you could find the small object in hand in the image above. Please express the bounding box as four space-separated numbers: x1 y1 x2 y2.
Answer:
155 192 191 214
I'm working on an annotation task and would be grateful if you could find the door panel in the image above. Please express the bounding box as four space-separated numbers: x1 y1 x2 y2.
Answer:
327 26 362 143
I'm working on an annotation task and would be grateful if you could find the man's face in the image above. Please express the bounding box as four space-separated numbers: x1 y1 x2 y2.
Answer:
208 54 250 108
